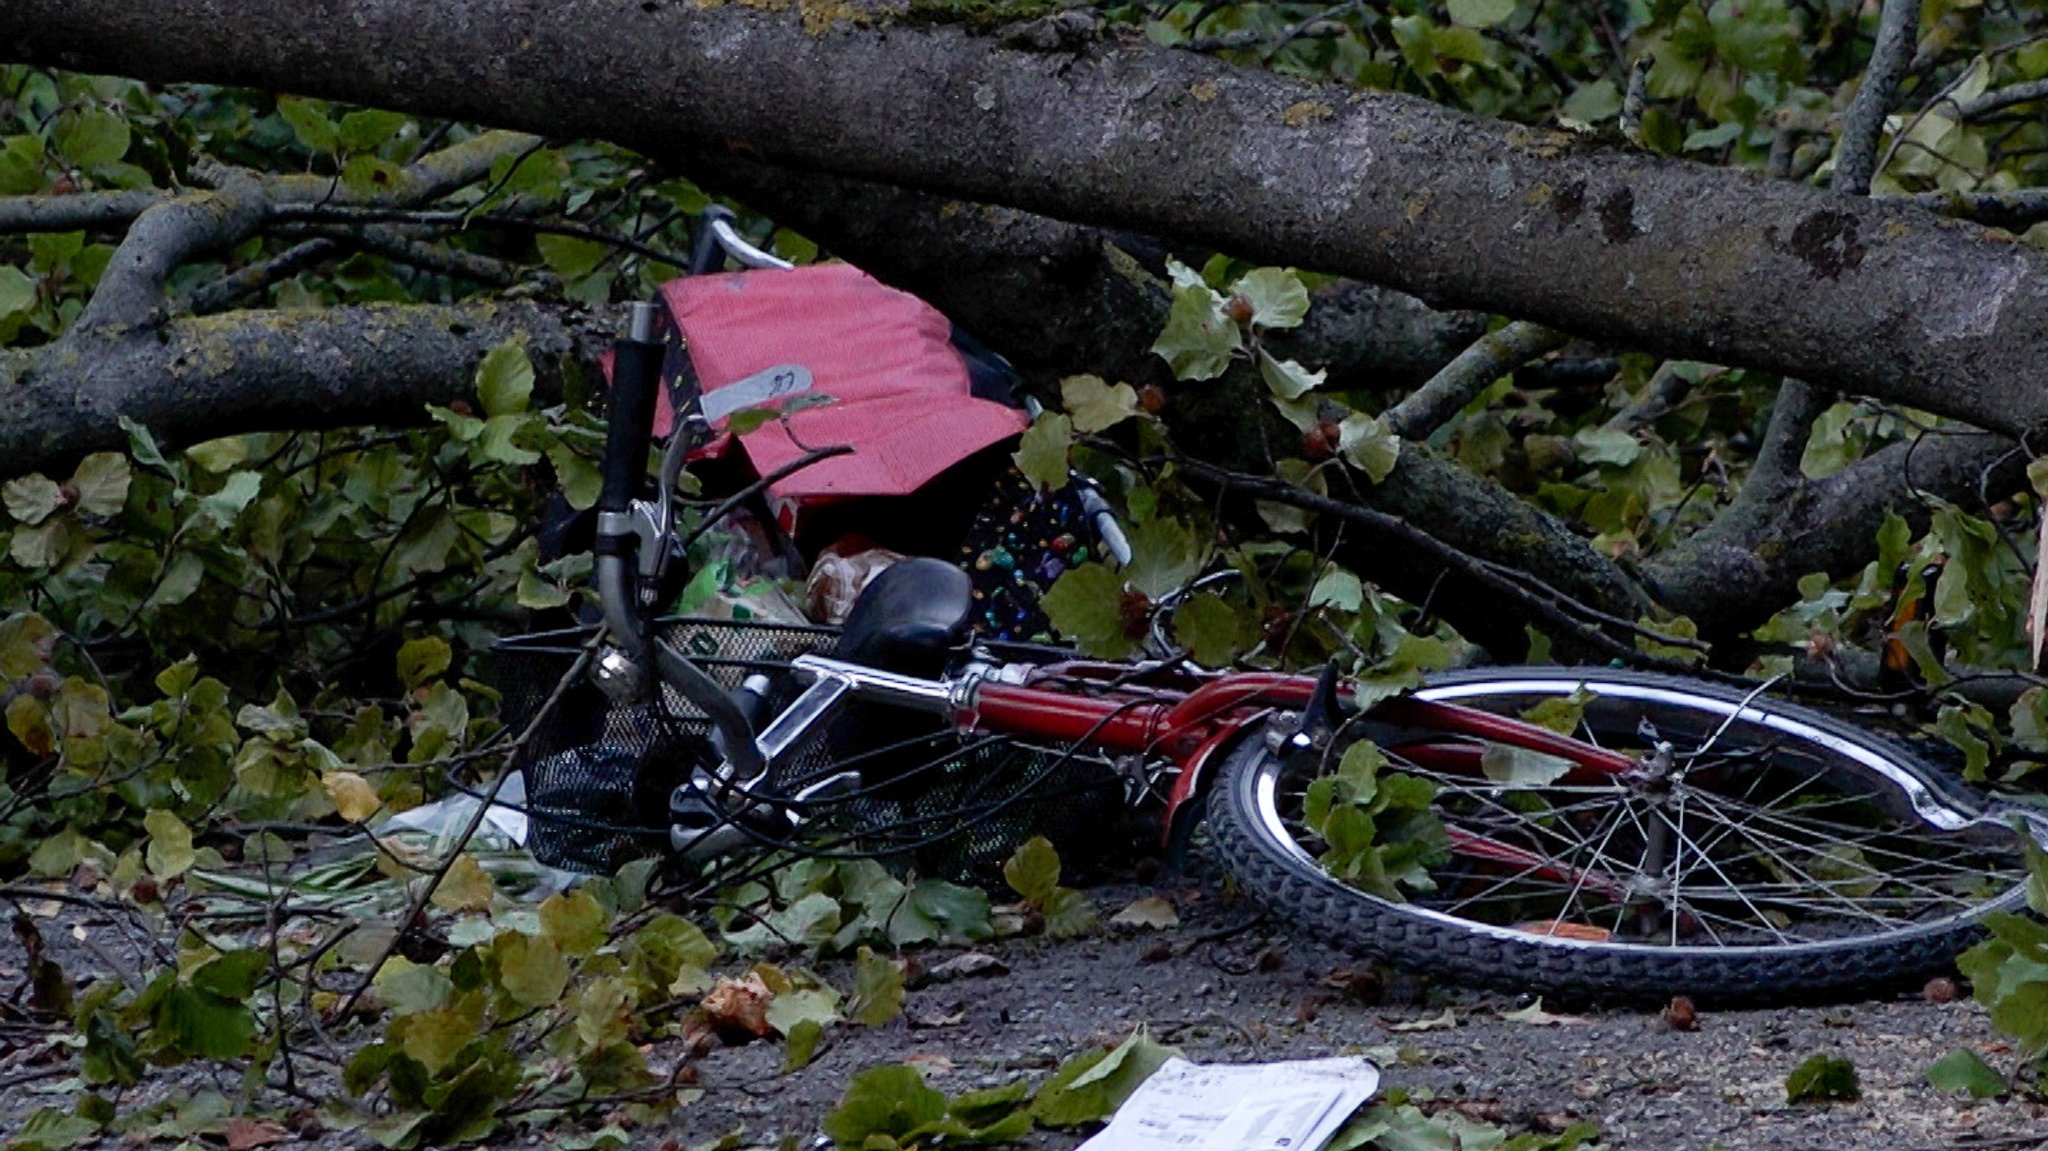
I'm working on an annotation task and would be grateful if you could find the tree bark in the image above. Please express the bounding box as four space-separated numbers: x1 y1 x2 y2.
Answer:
8 1 2047 439
0 303 607 471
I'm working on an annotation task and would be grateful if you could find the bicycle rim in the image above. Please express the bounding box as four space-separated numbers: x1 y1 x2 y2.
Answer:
1210 667 2042 1001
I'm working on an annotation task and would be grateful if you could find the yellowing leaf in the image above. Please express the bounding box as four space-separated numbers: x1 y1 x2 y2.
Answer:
1109 896 1180 930
143 808 196 879
1258 349 1326 401
1152 282 1240 381
475 341 535 417
431 853 496 913
540 888 611 957
848 946 905 1026
1060 375 1140 434
495 931 572 1008
1232 267 1310 330
1013 412 1073 493
2 474 64 525
67 453 131 517
323 770 382 823
1003 836 1062 904
1338 414 1401 483
395 636 452 690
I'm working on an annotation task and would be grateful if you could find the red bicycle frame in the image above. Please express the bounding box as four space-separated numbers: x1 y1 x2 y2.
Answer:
955 659 1639 864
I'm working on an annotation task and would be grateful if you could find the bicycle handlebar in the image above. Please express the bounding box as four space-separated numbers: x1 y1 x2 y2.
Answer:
688 206 795 275
595 302 667 522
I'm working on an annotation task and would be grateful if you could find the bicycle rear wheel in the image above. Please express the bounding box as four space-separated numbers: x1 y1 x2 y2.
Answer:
1207 666 2042 1002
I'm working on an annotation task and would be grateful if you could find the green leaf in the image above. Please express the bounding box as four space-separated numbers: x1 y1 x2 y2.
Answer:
1042 887 1099 939
1041 563 1140 660
393 1008 479 1076
1172 593 1248 667
516 568 572 610
143 808 196 879
1123 516 1204 600
477 414 543 465
1339 414 1401 483
119 415 169 472
1060 375 1140 434
1572 426 1642 467
536 234 608 282
1309 569 1364 612
765 986 842 1037
1446 0 1516 27
8 1106 101 1151
1152 281 1240 381
849 947 906 1026
1518 689 1593 736
1031 1029 1178 1128
0 265 37 319
375 960 455 1015
395 636 452 691
1231 267 1310 329
822 1065 947 1147
1002 836 1061 904
1013 412 1073 493
2 474 64 525
904 879 994 945
338 109 408 153
55 109 130 169
154 984 254 1060
275 96 339 152
1784 1053 1861 1103
476 342 535 417
191 949 267 999
1561 79 1623 124
784 1018 824 1071
1479 743 1576 786
1708 0 1795 73
1257 348 1326 401
1924 1048 2005 1098
197 472 263 527
183 436 249 474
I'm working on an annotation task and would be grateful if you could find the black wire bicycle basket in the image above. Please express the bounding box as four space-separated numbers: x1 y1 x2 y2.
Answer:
489 617 1125 878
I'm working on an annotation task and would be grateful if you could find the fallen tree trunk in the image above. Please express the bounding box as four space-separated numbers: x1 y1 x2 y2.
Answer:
9 0 2047 437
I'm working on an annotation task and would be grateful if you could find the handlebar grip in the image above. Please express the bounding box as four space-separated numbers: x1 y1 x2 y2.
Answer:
597 312 667 518
688 206 738 276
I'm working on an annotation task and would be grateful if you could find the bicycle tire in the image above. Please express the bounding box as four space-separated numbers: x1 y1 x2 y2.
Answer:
1206 666 2043 1002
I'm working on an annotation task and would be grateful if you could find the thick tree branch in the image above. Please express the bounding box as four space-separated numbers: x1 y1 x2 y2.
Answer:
0 189 166 233
1645 430 2024 639
9 1 2048 438
0 302 607 472
73 173 271 333
1726 0 1919 598
1834 0 1920 197
1383 321 1568 439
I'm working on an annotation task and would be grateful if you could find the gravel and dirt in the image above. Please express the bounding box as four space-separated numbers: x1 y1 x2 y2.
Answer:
4 858 2046 1151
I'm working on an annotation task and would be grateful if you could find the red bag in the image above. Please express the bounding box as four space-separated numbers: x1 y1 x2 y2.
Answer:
641 263 1027 507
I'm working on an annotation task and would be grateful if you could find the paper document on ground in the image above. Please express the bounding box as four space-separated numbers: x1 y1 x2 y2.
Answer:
1076 1055 1380 1151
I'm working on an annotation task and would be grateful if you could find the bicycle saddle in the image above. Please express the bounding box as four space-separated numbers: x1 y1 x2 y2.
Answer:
833 557 973 676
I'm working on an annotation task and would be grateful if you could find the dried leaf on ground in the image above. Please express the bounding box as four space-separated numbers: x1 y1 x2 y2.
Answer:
700 971 775 1040
1109 897 1180 930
